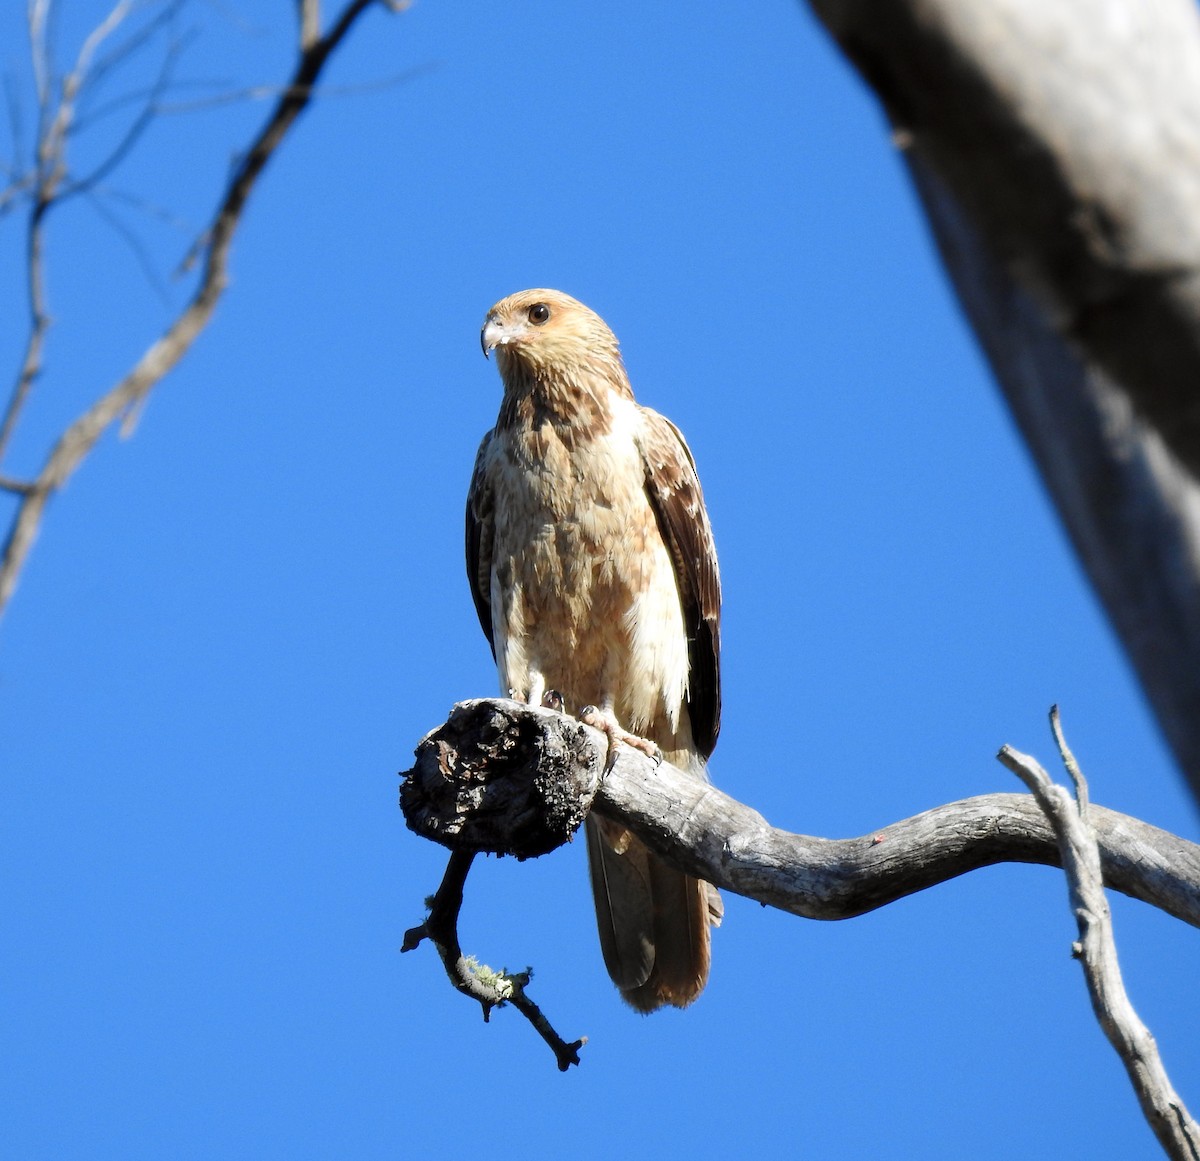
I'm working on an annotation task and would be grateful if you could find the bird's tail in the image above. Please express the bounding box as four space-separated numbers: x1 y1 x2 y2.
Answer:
585 746 722 1012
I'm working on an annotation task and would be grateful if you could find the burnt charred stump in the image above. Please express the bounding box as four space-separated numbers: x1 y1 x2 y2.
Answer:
400 698 601 859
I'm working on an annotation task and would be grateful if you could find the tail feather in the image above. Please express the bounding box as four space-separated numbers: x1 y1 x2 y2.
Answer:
586 810 720 1011
585 815 654 990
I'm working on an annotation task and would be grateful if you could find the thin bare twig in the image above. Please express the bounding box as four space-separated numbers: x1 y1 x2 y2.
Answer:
298 0 320 51
1 0 140 459
41 1 136 174
1 199 52 460
63 27 191 200
75 0 187 120
0 0 393 618
0 475 36 496
91 183 193 235
401 851 586 1071
0 173 34 217
28 0 53 124
2 68 30 216
82 189 174 305
151 64 437 116
999 711 1200 1161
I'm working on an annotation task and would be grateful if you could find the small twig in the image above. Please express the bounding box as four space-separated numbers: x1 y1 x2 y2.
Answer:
298 0 320 51
2 0 137 460
999 712 1200 1161
0 174 33 218
63 28 191 200
5 66 27 172
88 182 193 235
402 852 585 1071
150 64 438 116
77 0 188 115
81 189 174 306
1 197 52 460
1049 703 1090 817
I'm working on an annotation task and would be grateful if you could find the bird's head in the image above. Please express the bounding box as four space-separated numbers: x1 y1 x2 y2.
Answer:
480 289 628 396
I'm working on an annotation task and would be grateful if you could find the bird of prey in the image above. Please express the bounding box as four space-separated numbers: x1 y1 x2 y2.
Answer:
466 288 723 1011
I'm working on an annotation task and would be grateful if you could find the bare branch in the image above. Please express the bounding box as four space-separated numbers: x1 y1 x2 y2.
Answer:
0 199 52 460
2 0 141 459
0 173 33 218
298 0 320 51
77 0 188 117
62 26 190 200
3 68 29 201
404 700 1200 928
89 182 193 235
401 852 586 1072
40 1 136 181
1000 713 1200 1161
148 64 438 117
0 0 394 619
28 0 53 120
403 699 1200 1070
0 475 36 496
81 190 173 306
802 0 1200 804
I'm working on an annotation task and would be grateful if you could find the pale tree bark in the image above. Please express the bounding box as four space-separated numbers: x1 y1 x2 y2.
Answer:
1001 708 1200 1161
0 0 406 620
801 0 1200 806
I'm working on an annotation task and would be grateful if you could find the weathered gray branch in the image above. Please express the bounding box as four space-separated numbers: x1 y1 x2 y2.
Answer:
803 0 1200 805
1001 710 1199 1161
402 699 1200 1075
405 699 1200 929
0 0 399 619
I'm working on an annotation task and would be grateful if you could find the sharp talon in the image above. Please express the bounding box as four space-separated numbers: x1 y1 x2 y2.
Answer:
577 706 661 772
541 689 564 711
578 706 617 773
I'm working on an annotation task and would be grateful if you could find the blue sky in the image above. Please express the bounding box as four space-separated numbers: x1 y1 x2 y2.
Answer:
2 2 1197 1157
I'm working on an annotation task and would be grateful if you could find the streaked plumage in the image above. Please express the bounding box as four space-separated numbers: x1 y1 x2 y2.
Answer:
465 289 722 1011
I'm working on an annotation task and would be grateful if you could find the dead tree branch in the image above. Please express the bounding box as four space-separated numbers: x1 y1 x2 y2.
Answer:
404 701 1200 926
1000 709 1199 1161
400 851 586 1072
803 0 1200 806
401 699 1200 1068
0 0 399 620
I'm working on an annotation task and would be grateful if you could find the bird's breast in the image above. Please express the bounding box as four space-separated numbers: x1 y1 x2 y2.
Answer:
486 399 688 735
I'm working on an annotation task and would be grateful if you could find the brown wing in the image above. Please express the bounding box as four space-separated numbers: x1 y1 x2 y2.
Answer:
465 430 497 658
637 407 722 757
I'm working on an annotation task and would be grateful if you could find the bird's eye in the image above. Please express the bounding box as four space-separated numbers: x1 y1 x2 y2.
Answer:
528 303 551 325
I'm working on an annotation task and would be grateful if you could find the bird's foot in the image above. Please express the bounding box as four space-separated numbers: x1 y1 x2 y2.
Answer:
541 689 565 712
577 705 663 774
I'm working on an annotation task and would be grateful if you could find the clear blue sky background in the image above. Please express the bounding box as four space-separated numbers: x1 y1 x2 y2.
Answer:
2 2 1197 1158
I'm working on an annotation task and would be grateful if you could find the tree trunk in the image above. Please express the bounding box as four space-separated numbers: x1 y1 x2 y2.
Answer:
804 0 1200 805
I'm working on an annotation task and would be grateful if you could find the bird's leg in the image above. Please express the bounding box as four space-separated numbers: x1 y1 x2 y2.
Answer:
577 704 663 774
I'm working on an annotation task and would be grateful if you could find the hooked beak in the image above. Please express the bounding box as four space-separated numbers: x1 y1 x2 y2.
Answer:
481 316 522 359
